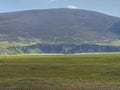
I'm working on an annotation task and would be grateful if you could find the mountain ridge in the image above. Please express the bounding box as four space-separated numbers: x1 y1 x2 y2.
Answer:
1 8 120 18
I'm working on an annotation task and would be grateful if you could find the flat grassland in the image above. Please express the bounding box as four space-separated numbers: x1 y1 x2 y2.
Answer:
0 54 120 90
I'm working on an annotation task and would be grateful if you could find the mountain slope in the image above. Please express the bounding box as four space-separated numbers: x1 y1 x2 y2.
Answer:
9 43 120 54
0 8 120 54
0 8 120 44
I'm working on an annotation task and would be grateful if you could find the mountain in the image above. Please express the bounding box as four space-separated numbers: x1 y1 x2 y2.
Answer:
0 8 120 54
0 8 120 43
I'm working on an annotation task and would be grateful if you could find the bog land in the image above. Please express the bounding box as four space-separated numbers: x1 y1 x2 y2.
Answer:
0 54 120 90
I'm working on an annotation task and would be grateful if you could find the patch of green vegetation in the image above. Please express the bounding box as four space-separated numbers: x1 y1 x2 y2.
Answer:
29 48 42 54
109 40 120 46
0 38 41 54
17 37 41 45
0 54 120 89
96 40 120 46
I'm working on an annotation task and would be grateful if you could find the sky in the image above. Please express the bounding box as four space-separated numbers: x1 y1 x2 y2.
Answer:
0 0 120 17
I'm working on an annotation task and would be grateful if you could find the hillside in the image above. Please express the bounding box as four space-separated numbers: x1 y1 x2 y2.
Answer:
8 43 120 54
0 8 120 54
0 8 120 43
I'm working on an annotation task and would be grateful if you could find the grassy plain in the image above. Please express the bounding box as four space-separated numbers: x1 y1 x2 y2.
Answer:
0 54 120 90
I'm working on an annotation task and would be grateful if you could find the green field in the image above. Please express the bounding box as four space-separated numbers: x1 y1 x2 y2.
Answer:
0 54 120 90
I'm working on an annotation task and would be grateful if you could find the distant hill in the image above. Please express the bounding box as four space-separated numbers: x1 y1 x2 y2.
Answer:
0 8 120 43
0 8 120 54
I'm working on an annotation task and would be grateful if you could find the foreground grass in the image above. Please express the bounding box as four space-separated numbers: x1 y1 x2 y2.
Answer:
0 54 120 90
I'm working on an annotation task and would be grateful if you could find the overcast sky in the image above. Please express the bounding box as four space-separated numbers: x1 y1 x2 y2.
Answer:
0 0 119 17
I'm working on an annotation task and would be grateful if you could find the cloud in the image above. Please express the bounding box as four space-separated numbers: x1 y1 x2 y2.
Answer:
67 5 78 9
49 0 56 2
